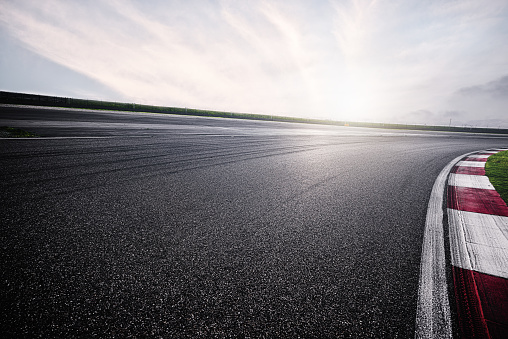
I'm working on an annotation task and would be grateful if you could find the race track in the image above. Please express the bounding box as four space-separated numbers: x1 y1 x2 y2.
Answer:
1 105 507 337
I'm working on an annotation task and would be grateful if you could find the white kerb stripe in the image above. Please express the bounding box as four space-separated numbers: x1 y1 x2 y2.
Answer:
455 161 486 168
466 155 490 159
448 173 495 190
448 208 508 279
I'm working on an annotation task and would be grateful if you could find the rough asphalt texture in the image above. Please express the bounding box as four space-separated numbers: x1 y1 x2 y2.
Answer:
1 106 508 338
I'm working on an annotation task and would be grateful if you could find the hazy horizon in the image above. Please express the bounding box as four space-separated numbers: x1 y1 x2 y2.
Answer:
1 0 507 127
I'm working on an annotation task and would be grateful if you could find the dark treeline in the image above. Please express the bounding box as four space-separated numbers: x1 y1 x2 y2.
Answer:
2 90 507 134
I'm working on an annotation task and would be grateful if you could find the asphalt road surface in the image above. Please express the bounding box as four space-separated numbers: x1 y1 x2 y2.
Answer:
2 105 508 338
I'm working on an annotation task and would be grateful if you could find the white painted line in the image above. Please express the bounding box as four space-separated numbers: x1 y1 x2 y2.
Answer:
415 152 475 339
447 208 508 279
448 173 495 190
466 155 490 159
455 160 486 168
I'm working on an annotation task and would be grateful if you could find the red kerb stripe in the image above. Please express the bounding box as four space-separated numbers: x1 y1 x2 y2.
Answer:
473 270 508 338
447 186 508 216
451 166 486 175
452 266 490 338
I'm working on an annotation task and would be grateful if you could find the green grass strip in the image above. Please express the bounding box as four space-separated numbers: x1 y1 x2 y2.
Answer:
485 150 508 204
0 126 39 138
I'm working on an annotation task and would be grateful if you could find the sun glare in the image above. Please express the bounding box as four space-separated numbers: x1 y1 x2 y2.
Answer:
336 64 382 121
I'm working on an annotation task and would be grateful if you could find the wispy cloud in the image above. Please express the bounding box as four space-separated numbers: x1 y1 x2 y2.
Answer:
457 75 508 98
331 0 380 60
2 0 246 108
1 0 508 125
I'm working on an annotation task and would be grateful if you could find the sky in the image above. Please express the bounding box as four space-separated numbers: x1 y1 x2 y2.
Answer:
1 0 507 127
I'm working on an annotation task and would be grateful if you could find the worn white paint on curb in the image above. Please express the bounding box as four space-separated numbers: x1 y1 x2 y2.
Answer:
455 160 486 168
448 209 508 278
448 173 495 190
466 155 490 159
414 151 475 339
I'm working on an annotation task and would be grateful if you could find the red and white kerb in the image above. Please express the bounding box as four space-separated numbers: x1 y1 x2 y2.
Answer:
448 149 508 338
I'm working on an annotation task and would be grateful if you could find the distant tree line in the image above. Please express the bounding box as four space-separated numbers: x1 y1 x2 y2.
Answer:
1 90 507 134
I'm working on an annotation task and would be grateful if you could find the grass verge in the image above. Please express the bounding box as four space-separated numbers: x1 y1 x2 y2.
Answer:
0 126 39 138
485 150 508 204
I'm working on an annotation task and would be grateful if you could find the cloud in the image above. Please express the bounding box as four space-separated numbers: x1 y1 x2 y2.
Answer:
1 0 508 123
0 0 333 115
1 0 261 109
457 75 508 99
